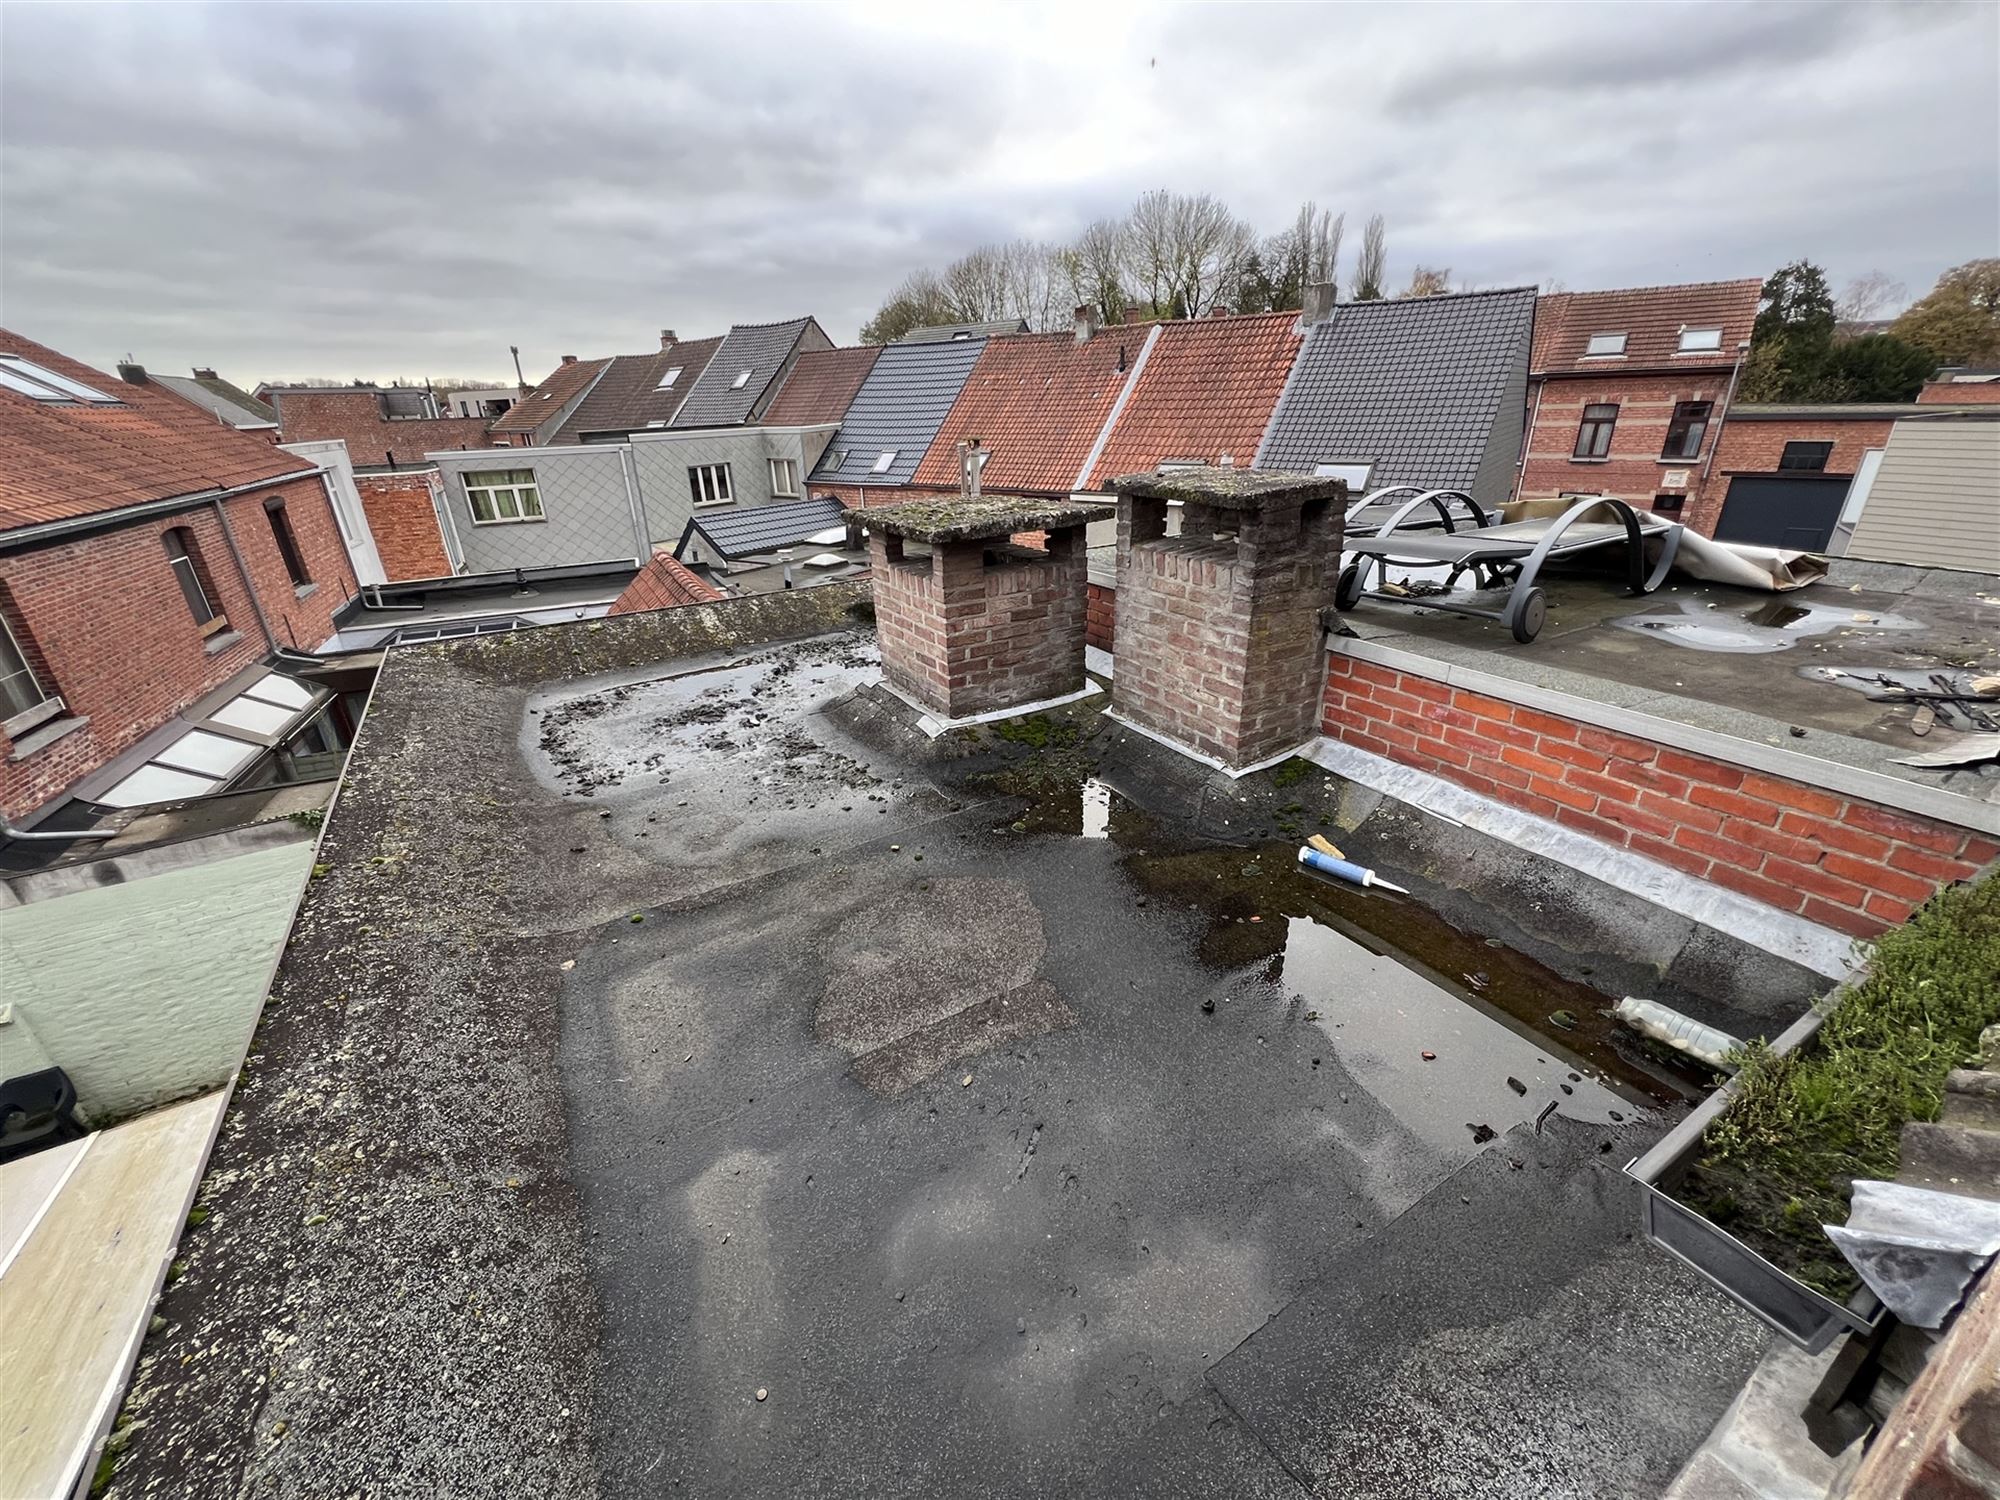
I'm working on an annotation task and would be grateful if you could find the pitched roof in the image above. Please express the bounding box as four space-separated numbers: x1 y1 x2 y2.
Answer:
671 317 825 428
149 372 278 430
490 358 610 435
607 549 727 615
808 339 988 487
1083 312 1301 489
898 318 1029 343
1256 287 1536 494
908 331 1140 493
0 329 317 532
564 338 723 439
1531 279 1761 373
761 346 882 428
675 497 848 560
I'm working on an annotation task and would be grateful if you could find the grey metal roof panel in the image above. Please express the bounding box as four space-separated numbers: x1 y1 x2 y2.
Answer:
670 318 819 428
808 339 987 487
898 318 1028 343
155 373 278 428
679 497 847 560
1256 287 1536 493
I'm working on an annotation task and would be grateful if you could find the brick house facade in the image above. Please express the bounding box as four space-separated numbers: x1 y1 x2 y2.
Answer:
1687 408 1898 536
1517 280 1761 526
0 332 355 822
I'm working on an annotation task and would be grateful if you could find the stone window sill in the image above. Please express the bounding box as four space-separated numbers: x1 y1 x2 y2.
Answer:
294 582 319 600
8 714 90 762
204 628 244 656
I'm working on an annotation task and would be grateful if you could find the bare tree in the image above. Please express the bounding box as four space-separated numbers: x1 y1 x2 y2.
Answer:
1124 189 1256 317
1259 202 1345 312
1351 214 1387 301
1836 270 1907 325
1403 265 1452 297
1062 218 1130 322
860 267 957 343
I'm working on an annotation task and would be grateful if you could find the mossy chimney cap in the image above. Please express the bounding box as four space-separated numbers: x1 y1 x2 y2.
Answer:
1110 466 1349 511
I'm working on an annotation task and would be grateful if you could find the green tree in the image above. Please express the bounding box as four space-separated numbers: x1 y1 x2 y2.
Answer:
1827 335 1936 402
1740 259 1840 400
860 268 956 344
1891 259 2000 366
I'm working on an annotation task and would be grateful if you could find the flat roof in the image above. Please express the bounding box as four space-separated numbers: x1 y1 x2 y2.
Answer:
109 582 1771 1496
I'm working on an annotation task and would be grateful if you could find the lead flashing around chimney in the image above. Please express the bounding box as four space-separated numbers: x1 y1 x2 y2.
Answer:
877 675 1104 738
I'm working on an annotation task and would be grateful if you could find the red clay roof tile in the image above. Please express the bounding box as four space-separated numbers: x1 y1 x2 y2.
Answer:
910 331 1140 493
1531 279 1761 374
490 357 611 435
762 346 882 428
607 549 727 615
0 328 318 531
1084 312 1302 489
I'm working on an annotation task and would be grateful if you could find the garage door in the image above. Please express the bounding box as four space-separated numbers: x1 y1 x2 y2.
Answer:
1713 475 1853 551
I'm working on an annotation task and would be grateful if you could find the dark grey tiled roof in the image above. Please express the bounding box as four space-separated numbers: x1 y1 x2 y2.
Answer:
809 339 987 487
1257 288 1536 493
671 318 821 428
677 497 847 560
898 318 1028 343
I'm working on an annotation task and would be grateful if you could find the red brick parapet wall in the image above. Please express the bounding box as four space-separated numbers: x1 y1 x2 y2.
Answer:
1322 655 1999 939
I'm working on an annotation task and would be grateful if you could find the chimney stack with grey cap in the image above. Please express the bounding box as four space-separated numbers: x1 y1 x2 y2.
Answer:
1073 304 1101 344
660 330 677 349
1300 282 1337 328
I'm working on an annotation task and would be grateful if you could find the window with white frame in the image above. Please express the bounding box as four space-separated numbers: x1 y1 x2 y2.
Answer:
690 462 734 505
656 366 684 390
1584 332 1628 358
730 370 752 389
1678 327 1723 353
871 450 897 474
464 468 545 524
0 353 121 404
768 457 799 496
0 607 60 729
1312 461 1375 490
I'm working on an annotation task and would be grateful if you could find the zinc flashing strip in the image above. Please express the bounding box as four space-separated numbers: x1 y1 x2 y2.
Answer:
1072 323 1161 490
1326 634 2000 836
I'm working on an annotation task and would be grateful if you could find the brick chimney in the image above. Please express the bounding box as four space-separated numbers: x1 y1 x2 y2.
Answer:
866 497 1095 722
1123 307 1150 326
117 361 148 385
1208 305 1232 318
660 330 677 349
560 354 578 365
1299 281 1337 329
1109 467 1348 769
192 367 219 380
1072 303 1101 343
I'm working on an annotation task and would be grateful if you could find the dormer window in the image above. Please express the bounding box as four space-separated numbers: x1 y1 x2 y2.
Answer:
1584 333 1627 358
731 370 752 390
1678 327 1723 353
657 366 683 389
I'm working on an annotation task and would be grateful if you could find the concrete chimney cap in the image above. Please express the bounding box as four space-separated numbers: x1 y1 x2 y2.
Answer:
660 329 677 348
561 354 578 365
1111 465 1350 511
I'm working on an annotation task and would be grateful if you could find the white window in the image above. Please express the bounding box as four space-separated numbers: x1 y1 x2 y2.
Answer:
1157 460 1202 472
656 366 684 390
730 370 753 390
769 458 799 496
464 468 545 524
1678 327 1723 353
1312 461 1375 490
1584 333 1628 358
871 450 898 474
690 463 734 506
826 450 848 471
0 610 60 731
0 354 120 403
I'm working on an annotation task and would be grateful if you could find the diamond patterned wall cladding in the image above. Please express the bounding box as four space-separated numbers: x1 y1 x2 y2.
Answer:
433 448 639 573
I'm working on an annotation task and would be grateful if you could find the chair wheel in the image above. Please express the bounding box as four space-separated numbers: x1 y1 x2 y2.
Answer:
1336 562 1365 610
1511 587 1547 643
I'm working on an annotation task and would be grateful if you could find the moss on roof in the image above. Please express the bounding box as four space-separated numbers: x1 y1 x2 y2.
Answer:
860 495 1104 543
1110 466 1350 509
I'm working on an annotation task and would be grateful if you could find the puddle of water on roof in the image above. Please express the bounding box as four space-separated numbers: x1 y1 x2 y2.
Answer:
1611 596 1922 654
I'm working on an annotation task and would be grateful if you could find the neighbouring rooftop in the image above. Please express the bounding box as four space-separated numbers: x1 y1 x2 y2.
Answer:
105 584 1781 1498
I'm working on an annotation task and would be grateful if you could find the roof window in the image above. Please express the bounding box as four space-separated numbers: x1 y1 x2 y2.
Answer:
731 370 753 390
871 451 898 474
1583 333 1627 358
0 354 121 404
1312 461 1375 490
1678 327 1723 353
657 366 684 389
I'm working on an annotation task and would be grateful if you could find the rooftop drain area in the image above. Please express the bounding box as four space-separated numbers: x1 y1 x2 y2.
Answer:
107 585 1797 1497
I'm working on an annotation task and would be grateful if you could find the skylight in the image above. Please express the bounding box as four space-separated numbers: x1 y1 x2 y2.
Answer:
1584 333 1627 357
0 354 121 404
1312 461 1374 490
657 366 683 389
731 370 753 389
1678 327 1723 352
871 451 897 473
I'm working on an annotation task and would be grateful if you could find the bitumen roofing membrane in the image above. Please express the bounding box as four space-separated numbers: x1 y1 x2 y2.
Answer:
109 584 1771 1499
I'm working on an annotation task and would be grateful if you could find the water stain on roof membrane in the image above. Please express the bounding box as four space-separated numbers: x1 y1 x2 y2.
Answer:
1612 595 1921 654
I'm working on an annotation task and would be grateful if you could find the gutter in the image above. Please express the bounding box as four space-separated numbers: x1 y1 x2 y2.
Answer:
0 469 319 555
0 812 116 843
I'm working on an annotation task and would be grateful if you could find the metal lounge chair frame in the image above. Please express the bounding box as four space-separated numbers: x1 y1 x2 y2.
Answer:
1342 486 1491 537
1334 495 1683 643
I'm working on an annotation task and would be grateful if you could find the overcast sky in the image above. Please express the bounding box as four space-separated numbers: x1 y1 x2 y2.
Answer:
3 1 1994 387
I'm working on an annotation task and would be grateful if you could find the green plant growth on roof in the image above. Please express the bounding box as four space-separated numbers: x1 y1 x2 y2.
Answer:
1680 871 2000 1298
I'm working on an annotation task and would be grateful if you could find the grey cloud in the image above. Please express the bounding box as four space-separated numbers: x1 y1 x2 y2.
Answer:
1 2 1992 387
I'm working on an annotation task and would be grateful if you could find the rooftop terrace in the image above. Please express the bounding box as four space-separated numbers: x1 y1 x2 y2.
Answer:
108 585 1779 1497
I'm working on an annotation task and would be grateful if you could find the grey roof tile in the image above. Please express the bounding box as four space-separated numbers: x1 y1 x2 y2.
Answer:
671 317 822 428
1256 288 1536 494
898 318 1028 343
678 496 847 559
808 339 987 487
